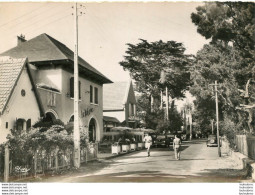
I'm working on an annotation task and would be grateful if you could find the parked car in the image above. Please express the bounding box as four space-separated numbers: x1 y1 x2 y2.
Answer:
166 134 175 142
153 135 166 147
181 134 187 141
206 134 218 147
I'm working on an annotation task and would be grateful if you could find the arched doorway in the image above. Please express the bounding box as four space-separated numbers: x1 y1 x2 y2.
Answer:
44 112 56 122
89 118 97 142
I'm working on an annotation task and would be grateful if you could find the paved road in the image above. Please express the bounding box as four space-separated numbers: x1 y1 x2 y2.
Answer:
40 140 247 182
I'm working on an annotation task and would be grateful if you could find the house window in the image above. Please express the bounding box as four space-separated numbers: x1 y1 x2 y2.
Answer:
131 104 134 116
133 104 136 116
5 122 8 129
47 92 56 107
94 87 98 104
90 85 93 103
70 77 81 99
129 103 135 116
26 119 31 130
16 118 25 131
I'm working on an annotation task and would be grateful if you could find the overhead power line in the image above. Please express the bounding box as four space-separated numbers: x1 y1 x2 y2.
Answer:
0 3 48 28
0 6 71 36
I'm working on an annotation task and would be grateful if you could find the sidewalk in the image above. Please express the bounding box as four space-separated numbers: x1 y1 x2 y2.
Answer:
97 147 145 159
221 140 255 182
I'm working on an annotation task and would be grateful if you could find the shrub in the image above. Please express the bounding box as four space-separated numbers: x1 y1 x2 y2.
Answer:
4 119 88 174
220 117 237 148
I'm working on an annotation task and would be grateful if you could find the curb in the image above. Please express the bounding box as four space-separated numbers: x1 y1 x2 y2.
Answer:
98 148 146 160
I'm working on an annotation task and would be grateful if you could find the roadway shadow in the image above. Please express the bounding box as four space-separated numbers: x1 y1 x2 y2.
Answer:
152 146 189 152
176 158 206 161
198 168 248 180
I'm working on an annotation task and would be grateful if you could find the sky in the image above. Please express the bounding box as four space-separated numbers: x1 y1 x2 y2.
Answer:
0 2 208 83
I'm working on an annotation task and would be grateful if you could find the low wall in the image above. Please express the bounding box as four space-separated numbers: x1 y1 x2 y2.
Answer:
222 139 255 181
247 136 255 160
235 135 255 160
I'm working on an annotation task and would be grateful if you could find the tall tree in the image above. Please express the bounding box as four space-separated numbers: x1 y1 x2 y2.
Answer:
191 2 255 86
190 42 247 135
190 2 255 135
120 39 192 99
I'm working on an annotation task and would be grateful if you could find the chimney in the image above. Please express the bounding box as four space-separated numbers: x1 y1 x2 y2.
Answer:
17 34 26 46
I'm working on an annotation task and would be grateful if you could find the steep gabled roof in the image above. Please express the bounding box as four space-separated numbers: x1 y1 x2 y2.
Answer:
0 56 44 116
103 81 136 111
1 33 112 84
0 57 26 114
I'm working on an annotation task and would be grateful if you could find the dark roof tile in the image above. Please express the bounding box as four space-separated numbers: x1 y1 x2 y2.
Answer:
1 33 112 84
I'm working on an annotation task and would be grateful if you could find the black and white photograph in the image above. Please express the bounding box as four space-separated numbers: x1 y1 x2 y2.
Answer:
0 1 254 194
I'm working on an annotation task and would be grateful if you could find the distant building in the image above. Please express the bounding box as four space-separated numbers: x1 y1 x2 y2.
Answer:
0 33 112 143
103 116 120 132
103 81 138 129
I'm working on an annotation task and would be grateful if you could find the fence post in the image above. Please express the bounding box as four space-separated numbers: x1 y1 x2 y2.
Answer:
34 150 37 177
55 147 59 172
95 143 98 159
4 144 9 182
85 149 88 163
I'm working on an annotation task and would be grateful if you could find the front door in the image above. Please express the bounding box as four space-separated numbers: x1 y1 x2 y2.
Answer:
89 118 96 142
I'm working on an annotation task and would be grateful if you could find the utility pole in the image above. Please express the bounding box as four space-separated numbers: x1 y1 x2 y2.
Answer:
211 119 214 134
73 2 80 168
215 81 221 157
189 108 192 141
210 81 221 157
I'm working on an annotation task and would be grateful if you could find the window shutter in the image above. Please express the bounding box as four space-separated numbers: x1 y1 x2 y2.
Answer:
26 119 31 130
79 81 81 99
70 77 74 98
90 85 93 103
94 87 98 104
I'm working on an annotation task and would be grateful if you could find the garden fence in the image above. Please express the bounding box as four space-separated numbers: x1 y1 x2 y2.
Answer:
235 135 255 160
1 143 98 180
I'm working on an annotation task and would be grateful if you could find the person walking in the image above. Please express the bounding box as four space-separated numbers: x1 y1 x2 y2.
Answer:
143 133 152 157
173 135 181 160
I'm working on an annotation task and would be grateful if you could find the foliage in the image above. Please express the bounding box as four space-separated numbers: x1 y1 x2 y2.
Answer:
136 94 182 133
120 39 192 98
190 2 255 138
121 40 191 132
191 2 255 86
4 119 88 171
219 117 238 148
189 42 246 135
33 119 65 132
168 101 183 132
0 144 5 175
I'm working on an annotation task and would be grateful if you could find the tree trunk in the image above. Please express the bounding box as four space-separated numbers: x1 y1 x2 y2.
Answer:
247 109 253 133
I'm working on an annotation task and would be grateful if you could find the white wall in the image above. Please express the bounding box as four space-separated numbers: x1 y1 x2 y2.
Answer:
61 70 104 141
0 67 41 143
